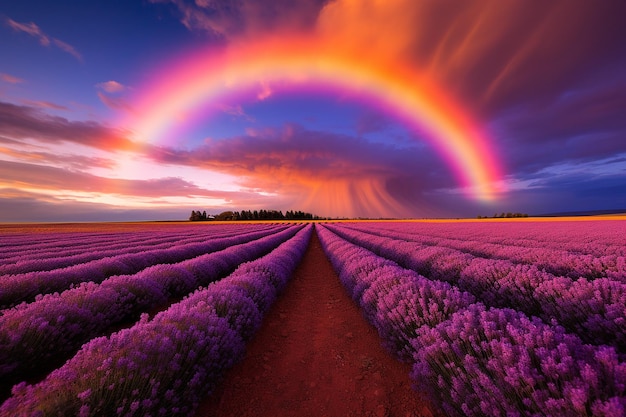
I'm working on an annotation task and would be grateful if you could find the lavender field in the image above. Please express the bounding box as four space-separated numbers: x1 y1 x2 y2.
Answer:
1 220 625 416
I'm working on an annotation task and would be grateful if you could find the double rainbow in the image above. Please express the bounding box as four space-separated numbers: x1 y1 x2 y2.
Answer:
127 38 503 201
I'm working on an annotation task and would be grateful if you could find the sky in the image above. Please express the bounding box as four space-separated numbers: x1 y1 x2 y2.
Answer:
0 0 625 221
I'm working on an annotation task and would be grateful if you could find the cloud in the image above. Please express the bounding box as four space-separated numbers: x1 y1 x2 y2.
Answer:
150 0 626 173
149 0 331 40
313 1 626 215
96 92 135 113
52 38 83 62
141 118 626 217
355 111 391 136
495 170 626 216
146 123 456 217
4 2 623 219
492 82 626 177
0 190 196 222
96 81 127 93
0 100 135 151
0 156 293 222
95 81 134 112
5 19 49 45
316 1 626 118
0 73 24 84
256 81 272 101
0 159 250 200
214 103 253 121
20 99 69 111
0 145 116 171
5 18 83 62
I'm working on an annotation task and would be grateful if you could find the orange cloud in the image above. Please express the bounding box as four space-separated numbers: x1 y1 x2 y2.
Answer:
0 159 247 200
316 0 626 116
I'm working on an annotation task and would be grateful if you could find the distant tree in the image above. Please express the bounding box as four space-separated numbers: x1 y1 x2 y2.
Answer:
478 212 529 219
216 211 234 221
189 210 201 221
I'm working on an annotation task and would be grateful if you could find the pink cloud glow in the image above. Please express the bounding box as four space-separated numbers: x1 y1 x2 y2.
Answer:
0 73 24 84
96 81 127 93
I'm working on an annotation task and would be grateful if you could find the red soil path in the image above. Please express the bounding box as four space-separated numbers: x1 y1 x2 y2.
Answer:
196 231 440 417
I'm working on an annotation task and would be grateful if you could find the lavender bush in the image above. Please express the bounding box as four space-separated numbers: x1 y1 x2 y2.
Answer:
341 222 626 281
0 225 302 385
0 225 288 309
412 305 626 417
317 224 626 417
0 225 312 416
317 225 475 360
326 223 626 350
0 223 268 269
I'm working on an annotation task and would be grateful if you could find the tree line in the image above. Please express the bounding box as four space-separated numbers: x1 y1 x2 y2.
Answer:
189 209 324 221
477 212 529 219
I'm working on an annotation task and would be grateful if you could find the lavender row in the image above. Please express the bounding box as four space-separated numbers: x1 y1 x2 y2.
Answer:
0 223 268 262
361 221 626 257
0 225 289 309
316 225 626 417
0 230 180 259
0 234 208 275
0 224 303 389
0 223 233 250
343 222 626 281
326 223 626 351
0 225 274 275
0 232 197 266
0 230 122 250
0 224 273 270
0 225 312 416
316 225 476 361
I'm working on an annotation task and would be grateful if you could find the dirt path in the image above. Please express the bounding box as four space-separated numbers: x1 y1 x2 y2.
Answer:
195 230 439 417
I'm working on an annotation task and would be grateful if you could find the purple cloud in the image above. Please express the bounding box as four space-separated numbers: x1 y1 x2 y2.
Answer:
20 100 69 111
146 123 458 217
0 101 135 151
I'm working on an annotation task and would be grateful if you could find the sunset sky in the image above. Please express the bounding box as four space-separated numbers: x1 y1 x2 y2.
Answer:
1 0 625 221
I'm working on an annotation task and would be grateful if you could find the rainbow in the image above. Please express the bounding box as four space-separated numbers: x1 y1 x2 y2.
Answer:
127 38 503 201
